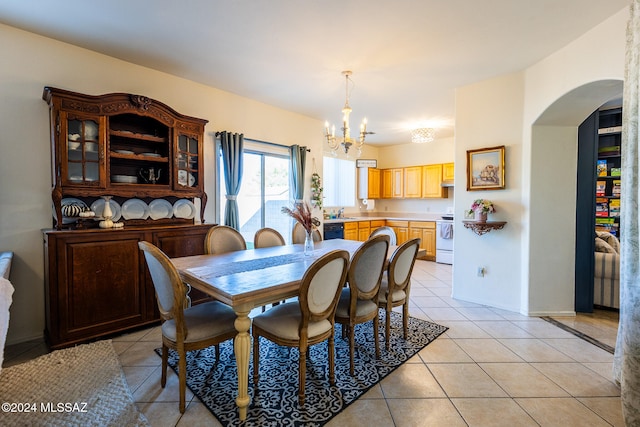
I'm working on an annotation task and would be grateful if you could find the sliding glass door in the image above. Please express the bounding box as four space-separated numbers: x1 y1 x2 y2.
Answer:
219 147 290 246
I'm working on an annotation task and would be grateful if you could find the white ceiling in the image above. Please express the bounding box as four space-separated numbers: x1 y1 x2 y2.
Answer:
0 0 631 145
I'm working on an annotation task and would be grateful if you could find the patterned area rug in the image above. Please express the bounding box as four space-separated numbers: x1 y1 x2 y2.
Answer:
158 312 447 426
0 340 149 426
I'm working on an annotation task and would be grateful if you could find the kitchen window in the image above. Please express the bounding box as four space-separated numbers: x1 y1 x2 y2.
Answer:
323 156 356 207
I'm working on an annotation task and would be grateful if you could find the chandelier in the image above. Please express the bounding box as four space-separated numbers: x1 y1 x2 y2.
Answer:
411 127 435 143
324 70 372 157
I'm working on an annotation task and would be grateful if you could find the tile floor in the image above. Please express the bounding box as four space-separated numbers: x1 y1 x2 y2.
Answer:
4 260 623 426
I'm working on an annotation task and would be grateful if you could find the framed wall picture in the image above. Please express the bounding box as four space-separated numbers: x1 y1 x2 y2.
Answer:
466 145 505 191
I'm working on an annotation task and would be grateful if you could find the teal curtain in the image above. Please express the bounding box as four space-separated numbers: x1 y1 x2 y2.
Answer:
290 145 307 204
220 131 244 230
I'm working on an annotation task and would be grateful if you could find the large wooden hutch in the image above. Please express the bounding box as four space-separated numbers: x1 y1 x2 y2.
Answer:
42 87 214 349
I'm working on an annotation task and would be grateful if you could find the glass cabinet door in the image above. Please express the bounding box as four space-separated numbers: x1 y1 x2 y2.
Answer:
176 134 199 189
62 113 105 187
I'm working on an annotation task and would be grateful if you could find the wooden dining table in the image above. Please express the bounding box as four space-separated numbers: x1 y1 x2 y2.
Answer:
171 238 421 420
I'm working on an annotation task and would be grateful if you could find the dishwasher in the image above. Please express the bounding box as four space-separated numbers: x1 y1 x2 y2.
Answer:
323 222 344 240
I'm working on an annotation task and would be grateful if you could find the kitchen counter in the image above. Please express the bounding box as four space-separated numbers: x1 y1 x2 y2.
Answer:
323 213 448 223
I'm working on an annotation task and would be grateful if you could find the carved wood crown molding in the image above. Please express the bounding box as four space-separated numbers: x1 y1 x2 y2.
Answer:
130 94 151 111
60 99 100 114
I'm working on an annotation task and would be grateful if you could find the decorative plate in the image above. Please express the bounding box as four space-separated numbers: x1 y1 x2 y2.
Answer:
90 198 122 222
114 149 134 155
141 152 161 157
121 198 150 220
173 199 196 219
149 199 174 220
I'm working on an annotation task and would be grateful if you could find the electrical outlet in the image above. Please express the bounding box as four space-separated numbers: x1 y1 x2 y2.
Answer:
477 267 485 277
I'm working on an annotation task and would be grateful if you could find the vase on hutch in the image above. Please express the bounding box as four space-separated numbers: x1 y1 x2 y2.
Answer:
304 229 314 256
99 195 114 229
474 211 488 223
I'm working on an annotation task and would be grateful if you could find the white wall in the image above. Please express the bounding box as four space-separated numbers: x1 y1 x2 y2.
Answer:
453 72 525 311
452 6 628 315
0 24 324 344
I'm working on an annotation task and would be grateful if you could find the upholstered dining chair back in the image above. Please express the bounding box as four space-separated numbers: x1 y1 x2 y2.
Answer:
378 237 421 350
350 234 390 297
388 238 420 293
252 249 349 405
292 222 322 244
138 241 184 322
138 240 237 413
335 234 389 374
299 250 349 321
204 225 247 254
369 226 397 246
254 227 286 248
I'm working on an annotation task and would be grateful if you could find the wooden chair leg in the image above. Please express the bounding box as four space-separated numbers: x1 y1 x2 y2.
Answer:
349 324 355 375
385 307 391 350
178 346 187 413
373 316 380 359
161 345 168 387
329 333 336 385
252 334 260 385
403 302 409 340
299 346 307 405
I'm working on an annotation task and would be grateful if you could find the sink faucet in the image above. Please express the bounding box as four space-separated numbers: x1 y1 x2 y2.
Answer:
338 208 344 218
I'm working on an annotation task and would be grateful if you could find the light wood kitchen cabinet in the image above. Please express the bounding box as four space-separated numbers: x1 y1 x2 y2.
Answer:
442 162 455 181
409 221 436 260
386 220 409 245
422 164 446 198
358 167 381 199
357 221 371 241
344 222 358 240
370 219 385 232
404 166 422 198
381 168 404 198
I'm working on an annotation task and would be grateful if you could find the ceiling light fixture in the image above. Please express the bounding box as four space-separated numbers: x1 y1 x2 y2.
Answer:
324 70 373 157
411 127 435 143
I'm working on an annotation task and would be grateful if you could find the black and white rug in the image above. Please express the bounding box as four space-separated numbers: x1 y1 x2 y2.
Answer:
157 312 447 426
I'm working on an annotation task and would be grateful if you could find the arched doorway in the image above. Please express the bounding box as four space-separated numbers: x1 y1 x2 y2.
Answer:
531 79 623 313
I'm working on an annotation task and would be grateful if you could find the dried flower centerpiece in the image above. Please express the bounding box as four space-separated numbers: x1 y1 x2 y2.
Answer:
281 202 320 234
282 202 320 254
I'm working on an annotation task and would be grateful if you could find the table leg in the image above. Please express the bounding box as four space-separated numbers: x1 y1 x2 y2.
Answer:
233 307 252 421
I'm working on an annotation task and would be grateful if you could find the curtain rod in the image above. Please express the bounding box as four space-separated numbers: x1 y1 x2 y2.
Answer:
215 132 310 152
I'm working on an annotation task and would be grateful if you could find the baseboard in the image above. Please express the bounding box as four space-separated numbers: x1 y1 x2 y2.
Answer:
526 310 576 317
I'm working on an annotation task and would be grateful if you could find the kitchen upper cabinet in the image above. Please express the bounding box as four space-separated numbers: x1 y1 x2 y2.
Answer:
404 166 422 198
358 167 381 199
381 168 404 198
442 162 455 182
422 164 446 198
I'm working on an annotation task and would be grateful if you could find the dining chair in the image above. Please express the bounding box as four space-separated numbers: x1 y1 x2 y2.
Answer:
378 237 421 350
138 241 237 413
253 227 286 248
292 222 322 244
335 234 390 375
204 225 247 254
252 249 349 405
369 226 397 246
